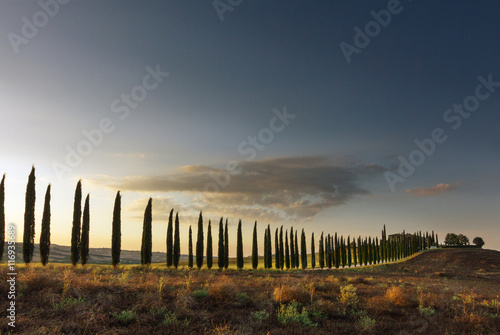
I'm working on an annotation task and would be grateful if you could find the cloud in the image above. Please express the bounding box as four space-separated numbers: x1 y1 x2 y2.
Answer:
405 182 460 197
91 156 387 221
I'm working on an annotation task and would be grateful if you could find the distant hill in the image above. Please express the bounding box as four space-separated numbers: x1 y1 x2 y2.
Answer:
9 242 189 265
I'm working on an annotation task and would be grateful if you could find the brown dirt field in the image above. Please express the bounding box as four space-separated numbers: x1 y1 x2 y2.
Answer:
1 248 500 334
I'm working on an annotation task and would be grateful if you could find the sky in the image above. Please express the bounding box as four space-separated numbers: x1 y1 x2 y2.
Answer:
1 0 499 255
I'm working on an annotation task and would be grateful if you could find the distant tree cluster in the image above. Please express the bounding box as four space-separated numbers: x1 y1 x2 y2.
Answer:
444 233 470 246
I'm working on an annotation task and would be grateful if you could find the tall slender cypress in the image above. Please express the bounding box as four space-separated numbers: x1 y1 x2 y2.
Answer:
300 229 307 269
290 227 295 269
70 180 82 266
352 239 357 267
196 212 204 269
80 194 90 266
173 212 180 268
264 228 268 269
141 198 152 265
334 233 340 269
294 231 299 267
279 226 284 270
340 236 346 268
319 232 324 269
218 217 224 269
207 220 213 269
23 166 36 264
347 236 352 268
274 228 280 269
39 185 51 266
224 219 229 269
0 174 5 262
111 191 121 267
188 226 193 268
236 219 243 269
311 232 316 269
166 209 174 267
285 230 290 269
266 225 272 268
326 234 331 268
252 221 258 269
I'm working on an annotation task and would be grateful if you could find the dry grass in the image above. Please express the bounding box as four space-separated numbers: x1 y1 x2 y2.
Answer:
1 248 500 334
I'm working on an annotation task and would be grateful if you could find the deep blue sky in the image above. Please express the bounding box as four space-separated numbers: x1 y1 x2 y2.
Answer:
1 1 499 252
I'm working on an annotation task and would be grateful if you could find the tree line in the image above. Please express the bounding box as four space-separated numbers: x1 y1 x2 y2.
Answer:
0 167 439 268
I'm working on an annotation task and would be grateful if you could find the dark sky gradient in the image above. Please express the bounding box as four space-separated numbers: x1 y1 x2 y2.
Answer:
1 1 499 252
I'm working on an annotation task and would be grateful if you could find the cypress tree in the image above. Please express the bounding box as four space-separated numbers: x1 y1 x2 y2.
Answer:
375 237 380 264
326 234 331 268
266 225 272 268
364 237 368 266
347 236 352 268
166 209 173 267
173 212 180 268
357 237 362 266
218 217 224 269
141 198 152 265
70 180 82 266
334 233 340 269
300 229 307 269
39 185 51 266
436 234 439 247
331 235 335 268
188 226 193 268
207 220 213 269
111 191 121 267
294 231 299 267
23 166 36 264
279 226 284 270
80 194 90 266
319 232 324 269
285 230 290 269
352 239 357 267
236 219 243 269
274 228 280 269
0 174 4 263
340 236 346 268
311 232 316 269
196 212 203 269
290 227 295 269
252 221 258 269
224 219 229 269
368 236 373 265
264 228 268 269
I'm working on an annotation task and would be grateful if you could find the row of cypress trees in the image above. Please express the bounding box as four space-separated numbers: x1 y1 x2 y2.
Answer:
1 167 437 268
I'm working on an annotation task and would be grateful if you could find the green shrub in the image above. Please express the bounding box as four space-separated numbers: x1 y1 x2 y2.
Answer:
53 297 85 310
252 310 270 321
113 310 136 325
356 315 375 330
418 305 435 316
163 311 178 325
191 289 209 299
149 306 167 316
307 306 327 319
277 302 318 327
339 284 358 309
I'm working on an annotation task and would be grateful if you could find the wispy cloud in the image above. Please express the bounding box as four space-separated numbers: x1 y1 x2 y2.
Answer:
91 156 387 221
405 182 460 197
